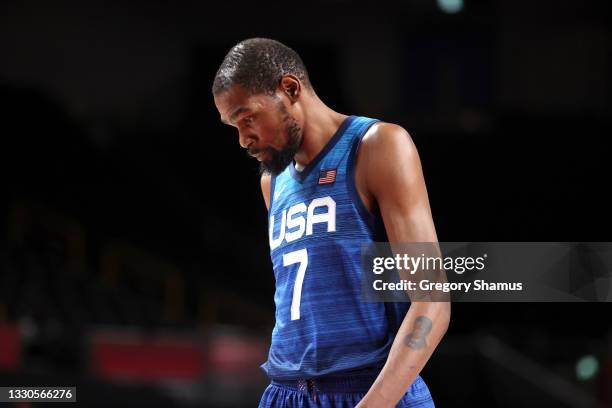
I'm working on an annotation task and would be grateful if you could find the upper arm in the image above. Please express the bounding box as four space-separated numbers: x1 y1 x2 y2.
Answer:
261 174 271 210
360 123 438 243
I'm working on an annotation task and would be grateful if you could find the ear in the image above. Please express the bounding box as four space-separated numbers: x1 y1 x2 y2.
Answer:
278 75 301 103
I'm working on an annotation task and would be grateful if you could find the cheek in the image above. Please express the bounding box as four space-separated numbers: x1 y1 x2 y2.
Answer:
258 122 284 148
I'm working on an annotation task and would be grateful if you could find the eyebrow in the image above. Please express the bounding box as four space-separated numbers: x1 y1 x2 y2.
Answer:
221 107 250 125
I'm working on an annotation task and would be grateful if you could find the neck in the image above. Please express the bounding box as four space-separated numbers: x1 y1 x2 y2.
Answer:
293 94 348 170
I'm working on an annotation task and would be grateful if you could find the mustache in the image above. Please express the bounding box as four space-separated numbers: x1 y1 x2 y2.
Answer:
246 146 261 157
247 146 275 158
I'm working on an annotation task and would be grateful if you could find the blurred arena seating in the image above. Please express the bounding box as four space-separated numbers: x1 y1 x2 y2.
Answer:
0 200 270 407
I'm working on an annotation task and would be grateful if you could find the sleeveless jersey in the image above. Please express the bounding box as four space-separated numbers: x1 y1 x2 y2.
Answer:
262 116 409 379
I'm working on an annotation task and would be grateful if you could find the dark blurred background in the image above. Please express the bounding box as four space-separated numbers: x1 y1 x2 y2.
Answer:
1 0 611 406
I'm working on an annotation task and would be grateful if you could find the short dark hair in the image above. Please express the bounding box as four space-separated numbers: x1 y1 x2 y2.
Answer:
212 38 311 95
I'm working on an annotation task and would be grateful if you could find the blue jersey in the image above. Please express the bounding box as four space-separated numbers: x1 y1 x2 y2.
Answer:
262 116 410 380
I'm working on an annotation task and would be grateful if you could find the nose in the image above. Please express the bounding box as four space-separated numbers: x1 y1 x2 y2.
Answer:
238 128 255 150
238 130 249 149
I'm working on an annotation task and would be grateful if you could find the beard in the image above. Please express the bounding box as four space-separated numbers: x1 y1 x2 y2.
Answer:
250 104 302 176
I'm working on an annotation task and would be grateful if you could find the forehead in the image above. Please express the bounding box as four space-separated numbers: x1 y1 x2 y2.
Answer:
214 85 275 123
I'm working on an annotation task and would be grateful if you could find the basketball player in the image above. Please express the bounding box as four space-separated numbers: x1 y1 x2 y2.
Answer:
213 38 450 407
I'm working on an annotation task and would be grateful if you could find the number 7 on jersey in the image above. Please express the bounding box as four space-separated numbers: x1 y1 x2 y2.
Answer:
282 249 308 321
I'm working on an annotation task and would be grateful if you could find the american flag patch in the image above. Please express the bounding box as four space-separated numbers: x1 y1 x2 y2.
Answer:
318 169 337 185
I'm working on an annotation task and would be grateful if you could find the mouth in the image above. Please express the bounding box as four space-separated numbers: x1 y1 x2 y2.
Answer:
247 148 265 162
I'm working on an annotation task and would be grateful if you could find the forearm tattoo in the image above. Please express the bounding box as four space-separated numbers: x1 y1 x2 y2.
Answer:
404 316 433 350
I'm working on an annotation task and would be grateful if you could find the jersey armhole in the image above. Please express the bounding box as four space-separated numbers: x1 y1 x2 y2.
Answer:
346 120 380 231
267 174 277 216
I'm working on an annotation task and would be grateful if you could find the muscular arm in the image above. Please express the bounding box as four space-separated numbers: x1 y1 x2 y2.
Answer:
356 124 451 407
261 173 271 210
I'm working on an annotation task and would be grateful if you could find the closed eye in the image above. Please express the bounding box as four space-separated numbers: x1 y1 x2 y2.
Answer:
241 114 255 126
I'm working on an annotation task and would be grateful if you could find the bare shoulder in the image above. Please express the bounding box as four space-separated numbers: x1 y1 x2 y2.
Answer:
352 122 422 210
260 173 271 210
359 122 418 165
362 122 414 149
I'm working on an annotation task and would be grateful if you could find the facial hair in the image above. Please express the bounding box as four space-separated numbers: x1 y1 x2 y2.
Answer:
254 104 302 176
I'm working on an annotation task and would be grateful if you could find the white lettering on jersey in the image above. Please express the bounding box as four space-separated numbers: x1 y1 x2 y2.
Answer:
285 202 307 243
269 196 336 250
269 209 286 249
306 196 336 236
